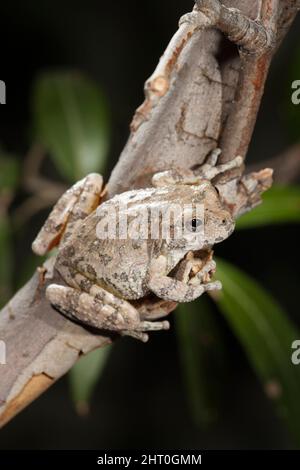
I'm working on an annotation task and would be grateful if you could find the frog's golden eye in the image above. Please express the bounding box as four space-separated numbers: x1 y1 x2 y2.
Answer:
186 218 203 232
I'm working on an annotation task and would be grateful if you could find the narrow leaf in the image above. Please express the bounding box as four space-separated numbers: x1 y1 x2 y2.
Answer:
176 297 228 427
69 345 111 415
236 186 300 229
32 72 110 182
216 258 300 444
0 154 19 191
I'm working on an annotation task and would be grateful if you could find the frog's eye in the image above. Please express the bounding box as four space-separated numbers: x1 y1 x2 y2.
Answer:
186 218 203 232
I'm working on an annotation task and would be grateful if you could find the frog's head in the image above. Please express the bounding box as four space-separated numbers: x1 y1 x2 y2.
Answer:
201 182 235 247
163 181 234 254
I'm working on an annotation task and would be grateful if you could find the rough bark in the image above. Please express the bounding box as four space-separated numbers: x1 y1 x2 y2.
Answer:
0 0 299 428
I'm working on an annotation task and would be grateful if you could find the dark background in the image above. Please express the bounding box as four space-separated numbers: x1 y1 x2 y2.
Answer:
0 0 300 449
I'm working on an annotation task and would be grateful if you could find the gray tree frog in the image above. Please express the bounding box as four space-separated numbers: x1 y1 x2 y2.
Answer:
32 150 241 341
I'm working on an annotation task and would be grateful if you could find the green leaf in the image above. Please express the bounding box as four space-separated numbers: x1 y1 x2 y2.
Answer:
69 345 111 415
215 258 300 444
32 72 110 182
0 153 19 192
176 297 228 427
236 186 300 229
0 215 13 306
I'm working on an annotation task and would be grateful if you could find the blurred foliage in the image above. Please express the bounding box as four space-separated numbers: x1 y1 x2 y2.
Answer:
69 346 112 416
236 186 300 229
32 72 110 181
0 152 19 192
176 297 228 427
216 259 300 444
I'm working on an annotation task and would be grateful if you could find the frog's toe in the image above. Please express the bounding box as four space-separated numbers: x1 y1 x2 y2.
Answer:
136 320 170 332
121 330 149 342
188 259 217 286
197 260 217 279
203 280 222 291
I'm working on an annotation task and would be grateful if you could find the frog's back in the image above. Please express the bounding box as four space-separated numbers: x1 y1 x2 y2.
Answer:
57 208 161 299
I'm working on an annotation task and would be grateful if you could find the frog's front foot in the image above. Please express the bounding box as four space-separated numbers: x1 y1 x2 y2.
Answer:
188 259 217 286
46 283 169 342
148 255 222 303
152 149 243 188
196 149 243 181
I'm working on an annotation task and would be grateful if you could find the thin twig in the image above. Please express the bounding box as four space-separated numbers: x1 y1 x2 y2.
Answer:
248 143 300 184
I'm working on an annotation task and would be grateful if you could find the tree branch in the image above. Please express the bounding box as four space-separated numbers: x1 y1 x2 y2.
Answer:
249 143 300 184
0 0 298 428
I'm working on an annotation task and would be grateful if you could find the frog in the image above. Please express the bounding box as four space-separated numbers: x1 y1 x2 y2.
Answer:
32 150 242 341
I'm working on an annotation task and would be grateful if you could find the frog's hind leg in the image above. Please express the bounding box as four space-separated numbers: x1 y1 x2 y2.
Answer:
181 1 275 56
32 173 104 256
46 280 169 341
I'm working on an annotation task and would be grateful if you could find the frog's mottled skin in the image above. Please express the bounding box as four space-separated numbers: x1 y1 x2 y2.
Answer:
32 151 241 341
